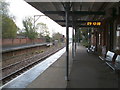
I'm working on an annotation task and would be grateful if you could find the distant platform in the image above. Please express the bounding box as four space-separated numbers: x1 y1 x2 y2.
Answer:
2 43 48 53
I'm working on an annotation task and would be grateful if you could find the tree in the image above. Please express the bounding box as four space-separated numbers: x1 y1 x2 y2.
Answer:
36 22 51 42
52 32 64 42
79 28 89 47
45 35 51 42
22 17 38 39
1 0 18 39
2 15 18 38
36 23 50 37
0 0 9 16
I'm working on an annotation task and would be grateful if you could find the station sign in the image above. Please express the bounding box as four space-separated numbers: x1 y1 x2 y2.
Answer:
86 21 101 26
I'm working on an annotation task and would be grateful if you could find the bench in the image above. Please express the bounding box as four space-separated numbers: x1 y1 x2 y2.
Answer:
104 53 120 89
90 46 96 52
99 51 116 61
87 45 96 53
115 55 120 89
103 51 116 70
114 55 120 71
105 51 116 62
106 55 120 71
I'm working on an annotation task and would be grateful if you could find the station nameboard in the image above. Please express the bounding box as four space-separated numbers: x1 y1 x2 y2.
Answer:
86 21 101 26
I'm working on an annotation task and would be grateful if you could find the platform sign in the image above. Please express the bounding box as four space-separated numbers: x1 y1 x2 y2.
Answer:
86 21 101 26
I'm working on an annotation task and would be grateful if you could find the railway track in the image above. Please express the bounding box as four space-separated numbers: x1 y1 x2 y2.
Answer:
1 45 65 85
1 51 46 72
2 45 61 74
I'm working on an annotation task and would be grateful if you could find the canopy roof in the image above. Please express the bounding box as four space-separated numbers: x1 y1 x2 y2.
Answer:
26 2 117 27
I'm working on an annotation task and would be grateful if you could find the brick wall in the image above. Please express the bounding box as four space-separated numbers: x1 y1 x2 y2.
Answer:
20 38 26 44
2 38 45 47
2 39 13 46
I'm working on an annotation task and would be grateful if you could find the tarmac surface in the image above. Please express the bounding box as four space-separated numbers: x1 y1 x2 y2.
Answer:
67 45 118 88
27 44 119 88
26 44 73 88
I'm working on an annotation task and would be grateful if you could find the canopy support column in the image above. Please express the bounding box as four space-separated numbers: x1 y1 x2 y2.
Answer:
75 28 77 54
64 3 71 81
72 27 75 59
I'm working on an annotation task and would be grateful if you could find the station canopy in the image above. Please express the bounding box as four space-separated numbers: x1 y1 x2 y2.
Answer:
25 1 118 27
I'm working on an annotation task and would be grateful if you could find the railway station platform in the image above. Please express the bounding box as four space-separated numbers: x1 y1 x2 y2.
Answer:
2 43 48 53
1 44 72 88
26 44 118 88
1 44 119 89
26 44 73 88
67 45 118 88
26 50 67 88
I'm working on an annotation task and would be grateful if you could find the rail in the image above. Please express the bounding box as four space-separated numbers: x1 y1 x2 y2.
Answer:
1 45 65 85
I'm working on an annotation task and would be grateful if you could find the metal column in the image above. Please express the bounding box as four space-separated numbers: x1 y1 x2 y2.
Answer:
72 26 75 59
78 28 80 45
65 3 70 81
88 28 90 48
75 28 77 53
72 15 75 59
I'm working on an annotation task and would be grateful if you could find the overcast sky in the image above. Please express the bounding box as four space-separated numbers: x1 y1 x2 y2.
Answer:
6 0 72 38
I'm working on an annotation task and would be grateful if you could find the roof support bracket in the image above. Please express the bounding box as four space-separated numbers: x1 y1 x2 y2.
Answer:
43 11 105 15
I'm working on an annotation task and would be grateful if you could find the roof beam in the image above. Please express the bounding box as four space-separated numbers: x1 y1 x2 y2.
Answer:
43 11 105 15
54 20 101 23
61 24 101 28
